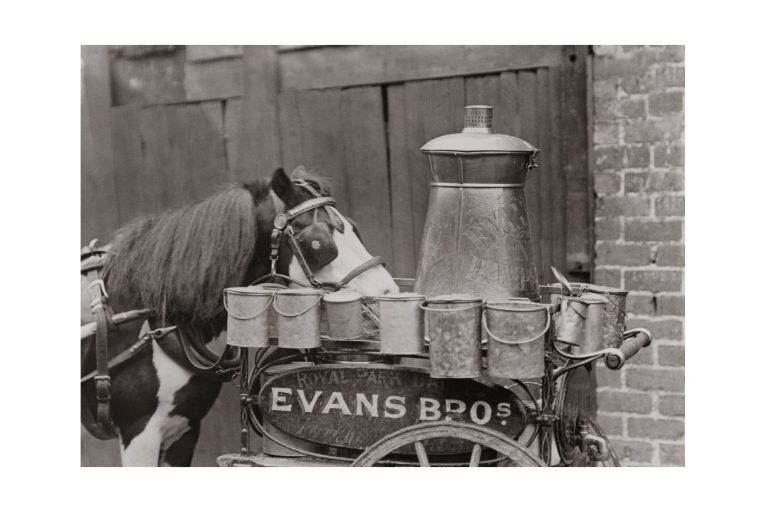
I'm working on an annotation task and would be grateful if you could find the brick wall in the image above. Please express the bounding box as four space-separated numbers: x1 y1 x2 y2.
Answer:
591 45 684 466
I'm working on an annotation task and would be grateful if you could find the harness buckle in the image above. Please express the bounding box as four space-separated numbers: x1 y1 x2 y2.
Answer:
94 375 112 402
273 213 288 230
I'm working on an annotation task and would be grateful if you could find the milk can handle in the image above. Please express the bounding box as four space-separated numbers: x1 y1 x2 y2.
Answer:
223 290 275 320
482 311 551 345
272 294 324 318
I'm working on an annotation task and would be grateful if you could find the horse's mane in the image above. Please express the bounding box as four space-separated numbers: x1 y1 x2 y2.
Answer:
104 181 270 326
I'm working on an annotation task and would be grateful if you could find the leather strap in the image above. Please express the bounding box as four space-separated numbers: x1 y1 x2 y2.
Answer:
80 326 177 382
82 245 117 436
283 196 336 221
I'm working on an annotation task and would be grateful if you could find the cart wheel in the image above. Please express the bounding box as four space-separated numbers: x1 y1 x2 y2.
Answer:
351 421 544 467
554 366 619 466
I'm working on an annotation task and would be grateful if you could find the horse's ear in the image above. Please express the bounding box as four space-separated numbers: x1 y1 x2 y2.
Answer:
289 165 307 179
270 168 293 203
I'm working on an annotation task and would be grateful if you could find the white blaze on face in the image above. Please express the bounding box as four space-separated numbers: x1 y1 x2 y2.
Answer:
288 216 399 296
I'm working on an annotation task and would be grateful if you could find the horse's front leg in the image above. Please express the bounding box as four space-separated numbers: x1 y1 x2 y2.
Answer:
120 340 196 466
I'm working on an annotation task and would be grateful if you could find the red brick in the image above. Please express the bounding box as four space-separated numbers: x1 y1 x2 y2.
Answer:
624 344 654 366
625 317 683 340
657 294 685 315
594 267 622 288
596 413 624 437
594 172 622 195
655 195 685 216
595 54 650 79
659 345 685 367
596 242 652 266
649 91 684 116
595 217 622 240
625 170 684 192
624 118 684 143
655 244 685 266
628 417 684 440
594 145 650 170
619 97 646 118
654 66 685 88
596 363 623 389
594 80 620 121
625 270 683 292
627 293 655 316
659 394 685 417
621 66 685 94
625 145 651 168
625 219 683 242
595 122 620 145
593 45 622 57
626 367 684 392
595 146 622 170
596 196 651 217
598 390 652 414
660 443 685 466
611 439 654 464
654 144 684 167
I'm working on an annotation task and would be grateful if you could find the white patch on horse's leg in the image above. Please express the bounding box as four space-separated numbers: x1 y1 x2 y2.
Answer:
121 340 194 466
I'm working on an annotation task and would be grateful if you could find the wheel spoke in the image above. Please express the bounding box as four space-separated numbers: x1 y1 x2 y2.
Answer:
469 443 482 467
414 441 430 467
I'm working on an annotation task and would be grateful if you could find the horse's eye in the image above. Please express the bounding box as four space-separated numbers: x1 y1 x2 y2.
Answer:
311 240 321 250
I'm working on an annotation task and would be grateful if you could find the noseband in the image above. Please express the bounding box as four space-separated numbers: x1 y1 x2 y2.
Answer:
262 181 384 291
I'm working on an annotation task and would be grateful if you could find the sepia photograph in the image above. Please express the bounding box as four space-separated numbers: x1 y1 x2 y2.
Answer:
81 44 685 468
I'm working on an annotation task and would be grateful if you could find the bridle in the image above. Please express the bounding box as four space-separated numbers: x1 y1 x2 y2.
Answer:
261 180 385 291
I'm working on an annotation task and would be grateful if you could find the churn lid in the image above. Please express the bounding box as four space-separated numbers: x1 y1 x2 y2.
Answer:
420 105 537 154
323 290 363 303
426 293 484 304
376 292 425 302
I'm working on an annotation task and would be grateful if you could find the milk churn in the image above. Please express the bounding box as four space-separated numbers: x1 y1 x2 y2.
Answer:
414 106 540 302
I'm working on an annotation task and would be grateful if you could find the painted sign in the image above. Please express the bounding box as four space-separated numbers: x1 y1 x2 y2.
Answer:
259 364 527 454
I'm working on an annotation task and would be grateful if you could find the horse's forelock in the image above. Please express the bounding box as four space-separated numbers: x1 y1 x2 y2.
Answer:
104 184 264 326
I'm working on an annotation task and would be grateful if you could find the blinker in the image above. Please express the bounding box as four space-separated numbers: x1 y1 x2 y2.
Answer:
296 223 338 270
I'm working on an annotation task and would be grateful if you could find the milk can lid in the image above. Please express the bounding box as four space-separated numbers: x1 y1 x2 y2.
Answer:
376 292 426 302
323 290 363 303
275 287 324 296
420 105 537 154
426 293 484 304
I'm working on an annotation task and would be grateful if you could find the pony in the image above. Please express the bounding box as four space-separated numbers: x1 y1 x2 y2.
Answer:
81 166 399 466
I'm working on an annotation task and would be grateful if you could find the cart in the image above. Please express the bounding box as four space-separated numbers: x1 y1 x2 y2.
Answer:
217 278 651 468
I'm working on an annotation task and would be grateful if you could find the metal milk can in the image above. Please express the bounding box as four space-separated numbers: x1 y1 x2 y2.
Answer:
414 105 540 301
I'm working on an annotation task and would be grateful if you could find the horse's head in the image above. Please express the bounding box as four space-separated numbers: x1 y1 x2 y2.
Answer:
269 167 399 296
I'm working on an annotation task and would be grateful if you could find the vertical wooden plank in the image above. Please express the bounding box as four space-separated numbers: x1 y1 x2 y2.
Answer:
517 71 542 281
497 72 521 138
403 78 465 256
81 45 120 244
561 46 592 279
278 89 348 204
386 85 416 278
166 102 229 203
549 66 567 278
110 105 145 225
464 75 500 107
227 46 281 182
136 106 176 213
341 87 394 267
536 68 553 283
